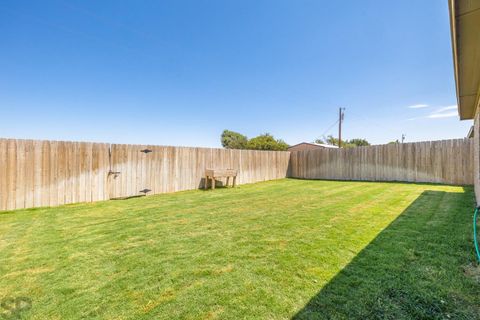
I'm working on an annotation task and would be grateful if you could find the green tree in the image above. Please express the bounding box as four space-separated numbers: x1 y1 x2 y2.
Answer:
324 135 353 147
246 133 289 151
221 130 248 149
348 138 370 147
342 142 356 148
325 135 339 146
320 135 369 148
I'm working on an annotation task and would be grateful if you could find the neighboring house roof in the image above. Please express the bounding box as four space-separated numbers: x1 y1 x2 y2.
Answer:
288 142 339 150
449 0 480 120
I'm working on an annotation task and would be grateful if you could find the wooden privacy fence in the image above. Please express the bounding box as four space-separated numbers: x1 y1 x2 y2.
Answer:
290 138 473 185
0 138 473 211
0 139 110 211
0 139 291 211
108 144 291 199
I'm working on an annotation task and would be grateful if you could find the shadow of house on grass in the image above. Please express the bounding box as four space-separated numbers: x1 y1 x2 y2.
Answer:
293 188 480 319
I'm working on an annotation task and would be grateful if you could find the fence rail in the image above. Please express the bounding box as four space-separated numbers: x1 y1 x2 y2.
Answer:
290 138 473 185
0 139 291 211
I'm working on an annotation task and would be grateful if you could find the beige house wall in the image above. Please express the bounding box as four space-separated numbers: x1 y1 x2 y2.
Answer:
475 112 480 204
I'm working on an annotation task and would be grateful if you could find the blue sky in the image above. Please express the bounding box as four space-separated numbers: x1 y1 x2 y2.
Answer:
0 0 472 147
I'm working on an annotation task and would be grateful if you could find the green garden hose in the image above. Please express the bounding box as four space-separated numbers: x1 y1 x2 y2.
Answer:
474 206 480 263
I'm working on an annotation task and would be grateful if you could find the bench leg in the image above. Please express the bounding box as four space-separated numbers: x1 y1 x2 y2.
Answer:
212 177 216 190
233 176 237 187
226 177 230 187
205 176 209 189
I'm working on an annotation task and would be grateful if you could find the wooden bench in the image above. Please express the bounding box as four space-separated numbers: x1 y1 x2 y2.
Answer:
205 169 238 190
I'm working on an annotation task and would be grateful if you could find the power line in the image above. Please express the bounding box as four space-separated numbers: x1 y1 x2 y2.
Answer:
316 119 339 141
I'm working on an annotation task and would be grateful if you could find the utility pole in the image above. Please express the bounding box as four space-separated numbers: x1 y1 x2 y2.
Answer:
338 107 345 148
401 134 406 144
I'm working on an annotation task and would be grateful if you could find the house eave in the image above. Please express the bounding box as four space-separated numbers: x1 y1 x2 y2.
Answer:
449 0 480 120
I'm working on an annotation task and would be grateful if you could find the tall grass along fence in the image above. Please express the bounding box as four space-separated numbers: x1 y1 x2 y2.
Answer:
290 138 473 185
0 139 291 211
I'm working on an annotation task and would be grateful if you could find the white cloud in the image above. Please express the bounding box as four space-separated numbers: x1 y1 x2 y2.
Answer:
427 111 458 119
407 104 429 109
432 105 457 113
408 105 458 120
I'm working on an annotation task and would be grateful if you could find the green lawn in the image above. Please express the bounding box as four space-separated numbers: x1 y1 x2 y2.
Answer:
0 179 479 319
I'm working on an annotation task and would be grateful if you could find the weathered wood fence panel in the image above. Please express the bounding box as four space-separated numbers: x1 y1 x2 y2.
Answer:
0 139 291 210
0 139 111 211
108 145 291 199
290 138 473 185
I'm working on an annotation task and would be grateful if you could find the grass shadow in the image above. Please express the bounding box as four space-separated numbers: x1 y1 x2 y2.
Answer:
292 189 480 319
110 195 146 200
199 177 236 191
